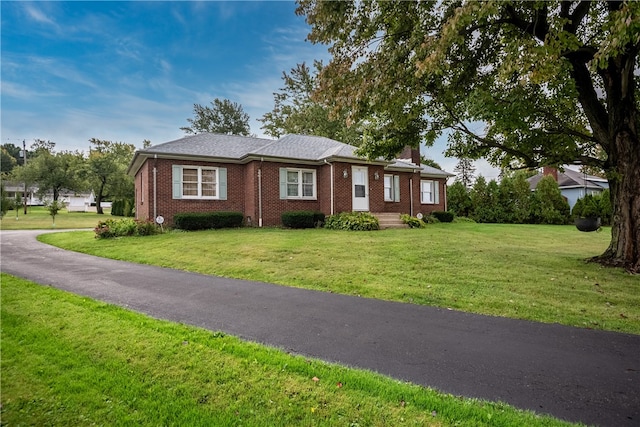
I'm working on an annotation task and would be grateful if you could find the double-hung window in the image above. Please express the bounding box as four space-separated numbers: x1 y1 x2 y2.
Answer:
384 174 400 202
420 180 439 204
280 168 316 199
172 165 227 200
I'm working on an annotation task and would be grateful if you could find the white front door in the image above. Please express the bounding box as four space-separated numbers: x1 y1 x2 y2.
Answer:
352 166 369 211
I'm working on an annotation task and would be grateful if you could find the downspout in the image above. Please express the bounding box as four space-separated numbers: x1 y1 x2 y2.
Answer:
258 158 263 227
409 177 414 216
153 154 157 221
325 159 334 215
443 181 447 211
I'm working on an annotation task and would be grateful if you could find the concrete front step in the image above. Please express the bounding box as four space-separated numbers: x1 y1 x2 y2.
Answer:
371 212 409 229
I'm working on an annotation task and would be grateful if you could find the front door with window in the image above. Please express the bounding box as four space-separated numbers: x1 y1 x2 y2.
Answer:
352 166 369 211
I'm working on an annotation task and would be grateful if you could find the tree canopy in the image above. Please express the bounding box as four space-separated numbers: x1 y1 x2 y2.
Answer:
259 61 361 145
181 98 251 136
86 138 135 214
298 0 640 272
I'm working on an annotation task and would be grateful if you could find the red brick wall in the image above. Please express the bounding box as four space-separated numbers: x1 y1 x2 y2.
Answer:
136 158 245 226
258 162 322 226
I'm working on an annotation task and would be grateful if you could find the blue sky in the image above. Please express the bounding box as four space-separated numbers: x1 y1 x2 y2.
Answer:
1 1 498 178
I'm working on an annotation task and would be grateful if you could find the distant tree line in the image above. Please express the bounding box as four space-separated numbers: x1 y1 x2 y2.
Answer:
447 173 611 226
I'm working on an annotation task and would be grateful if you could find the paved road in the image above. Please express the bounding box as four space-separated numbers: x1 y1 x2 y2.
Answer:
1 230 638 426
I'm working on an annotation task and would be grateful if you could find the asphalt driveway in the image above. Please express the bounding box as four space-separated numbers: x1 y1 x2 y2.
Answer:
1 230 638 426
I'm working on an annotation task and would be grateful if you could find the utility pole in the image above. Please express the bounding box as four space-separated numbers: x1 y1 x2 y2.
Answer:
22 140 27 214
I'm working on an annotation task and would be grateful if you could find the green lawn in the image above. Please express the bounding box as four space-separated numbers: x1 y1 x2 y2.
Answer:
39 223 640 334
0 206 110 230
1 274 578 426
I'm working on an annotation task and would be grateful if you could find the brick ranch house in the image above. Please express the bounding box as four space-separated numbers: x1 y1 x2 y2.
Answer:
127 133 454 227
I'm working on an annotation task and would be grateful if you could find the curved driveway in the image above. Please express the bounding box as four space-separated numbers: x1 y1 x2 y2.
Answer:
1 230 638 426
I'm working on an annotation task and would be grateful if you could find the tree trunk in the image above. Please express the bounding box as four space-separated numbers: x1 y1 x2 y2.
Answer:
96 181 105 215
592 123 640 273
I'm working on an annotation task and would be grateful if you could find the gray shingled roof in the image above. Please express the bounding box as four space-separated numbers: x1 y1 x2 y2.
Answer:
420 163 455 178
253 134 360 160
129 133 454 177
143 133 273 159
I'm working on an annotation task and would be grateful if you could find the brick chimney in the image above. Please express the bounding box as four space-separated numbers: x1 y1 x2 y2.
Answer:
399 146 421 166
542 166 558 181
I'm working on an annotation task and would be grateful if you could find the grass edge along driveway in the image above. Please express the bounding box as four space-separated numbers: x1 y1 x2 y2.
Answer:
1 274 579 426
38 223 640 335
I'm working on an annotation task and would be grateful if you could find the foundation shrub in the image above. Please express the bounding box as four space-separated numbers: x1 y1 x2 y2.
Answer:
400 214 426 228
324 212 380 231
281 211 325 228
173 212 244 231
431 211 455 223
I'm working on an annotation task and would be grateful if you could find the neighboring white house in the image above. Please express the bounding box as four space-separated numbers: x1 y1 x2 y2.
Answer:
527 167 609 210
1 181 95 210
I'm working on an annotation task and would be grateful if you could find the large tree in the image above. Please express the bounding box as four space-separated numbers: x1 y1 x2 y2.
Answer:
259 61 361 145
181 98 251 136
86 138 135 214
298 0 640 272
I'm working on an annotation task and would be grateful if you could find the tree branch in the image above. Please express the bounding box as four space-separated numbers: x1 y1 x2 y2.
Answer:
566 1 592 34
444 104 537 167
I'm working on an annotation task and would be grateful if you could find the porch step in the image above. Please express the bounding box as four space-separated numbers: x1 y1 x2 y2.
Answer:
372 212 409 229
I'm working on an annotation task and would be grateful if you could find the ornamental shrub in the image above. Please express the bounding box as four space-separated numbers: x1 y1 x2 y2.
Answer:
431 211 454 223
400 214 425 228
94 218 160 239
282 211 325 228
324 212 379 231
173 211 244 231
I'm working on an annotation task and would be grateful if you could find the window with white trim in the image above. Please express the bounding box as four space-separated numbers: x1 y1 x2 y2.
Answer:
384 174 400 202
281 168 316 199
421 180 439 204
182 166 218 199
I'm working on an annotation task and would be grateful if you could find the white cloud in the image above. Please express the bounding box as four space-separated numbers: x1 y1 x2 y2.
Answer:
23 3 59 28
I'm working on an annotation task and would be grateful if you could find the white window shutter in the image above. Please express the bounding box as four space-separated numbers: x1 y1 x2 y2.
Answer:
172 165 182 199
434 181 440 204
219 168 227 200
279 168 288 199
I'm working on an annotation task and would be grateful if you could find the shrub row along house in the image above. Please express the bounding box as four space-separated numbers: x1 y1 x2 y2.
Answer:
127 133 453 227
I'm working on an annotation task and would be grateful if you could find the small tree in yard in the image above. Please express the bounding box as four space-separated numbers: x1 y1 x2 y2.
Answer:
45 200 66 227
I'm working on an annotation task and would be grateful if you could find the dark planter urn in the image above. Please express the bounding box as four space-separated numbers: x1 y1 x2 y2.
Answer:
575 217 601 232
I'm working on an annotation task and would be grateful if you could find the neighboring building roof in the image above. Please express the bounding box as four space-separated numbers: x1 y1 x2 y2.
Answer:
128 132 453 178
528 168 608 191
